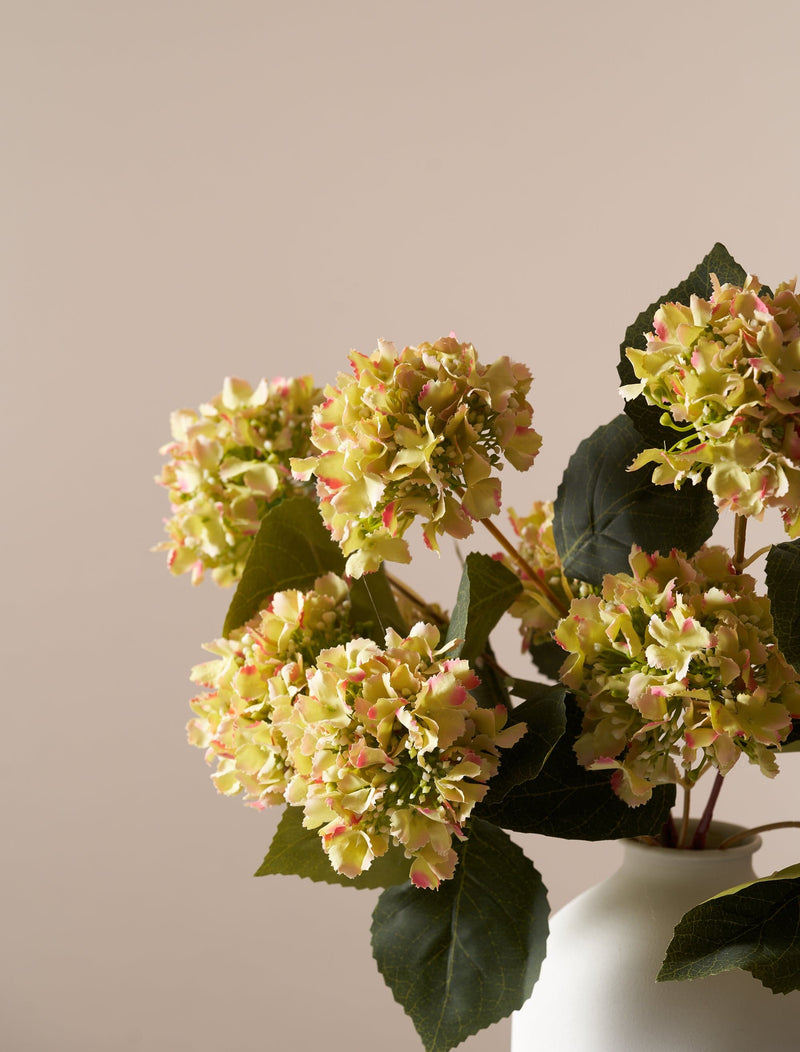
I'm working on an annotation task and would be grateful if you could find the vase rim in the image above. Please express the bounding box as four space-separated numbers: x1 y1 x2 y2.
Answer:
626 818 762 856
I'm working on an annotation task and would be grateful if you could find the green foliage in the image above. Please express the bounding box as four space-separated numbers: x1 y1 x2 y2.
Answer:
469 646 513 711
254 806 410 890
766 539 800 670
476 696 675 839
480 682 567 803
444 552 522 661
658 864 800 993
618 243 750 447
371 819 548 1052
222 497 406 642
553 414 718 585
528 637 566 680
223 496 344 634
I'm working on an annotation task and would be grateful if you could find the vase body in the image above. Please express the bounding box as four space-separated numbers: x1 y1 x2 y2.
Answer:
512 822 800 1052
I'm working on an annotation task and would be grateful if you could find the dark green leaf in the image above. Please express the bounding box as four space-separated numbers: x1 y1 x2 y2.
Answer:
371 819 548 1052
766 539 800 670
349 566 409 641
476 697 675 839
469 646 512 711
553 414 718 586
528 637 566 680
254 806 410 890
658 864 800 993
508 678 563 704
480 682 567 804
444 553 522 661
619 243 750 447
223 496 344 634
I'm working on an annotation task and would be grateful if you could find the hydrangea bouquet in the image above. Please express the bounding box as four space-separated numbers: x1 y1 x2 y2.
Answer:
156 245 800 1051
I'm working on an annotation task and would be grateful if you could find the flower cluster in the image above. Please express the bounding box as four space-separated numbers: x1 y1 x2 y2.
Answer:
190 599 523 888
622 277 800 535
501 501 591 650
292 337 541 577
556 546 800 805
282 623 525 888
156 375 321 585
187 573 354 806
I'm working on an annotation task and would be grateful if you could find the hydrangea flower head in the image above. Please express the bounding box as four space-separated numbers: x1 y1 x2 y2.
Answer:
278 623 525 887
156 375 322 585
622 277 800 534
500 501 594 650
187 573 354 807
555 546 800 805
292 337 541 576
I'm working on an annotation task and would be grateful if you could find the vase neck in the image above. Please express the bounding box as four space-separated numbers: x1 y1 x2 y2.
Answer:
620 822 760 901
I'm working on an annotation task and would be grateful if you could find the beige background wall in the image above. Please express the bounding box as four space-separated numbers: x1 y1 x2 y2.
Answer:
5 2 800 1049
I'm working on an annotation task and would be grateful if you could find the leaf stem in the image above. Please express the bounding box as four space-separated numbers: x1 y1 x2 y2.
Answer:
741 544 772 570
717 821 800 849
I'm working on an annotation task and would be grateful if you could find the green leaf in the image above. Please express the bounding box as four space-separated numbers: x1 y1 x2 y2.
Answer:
766 539 800 670
658 864 800 993
349 566 409 641
618 243 750 447
508 677 564 704
528 637 566 680
469 646 513 711
371 819 548 1052
223 496 344 634
553 414 718 586
476 696 675 839
444 552 522 661
480 681 567 804
254 806 410 890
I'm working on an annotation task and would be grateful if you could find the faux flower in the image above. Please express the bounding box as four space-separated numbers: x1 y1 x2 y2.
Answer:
187 573 354 806
555 546 800 805
279 623 525 887
156 375 322 585
500 501 592 650
292 337 541 577
622 277 800 535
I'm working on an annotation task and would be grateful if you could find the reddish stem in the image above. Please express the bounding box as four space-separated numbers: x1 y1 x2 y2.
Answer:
690 771 724 850
661 812 678 848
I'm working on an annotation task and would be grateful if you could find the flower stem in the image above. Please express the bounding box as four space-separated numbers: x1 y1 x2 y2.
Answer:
477 514 569 618
733 514 748 574
384 572 447 627
691 771 725 849
718 821 800 849
447 483 569 618
678 786 692 848
474 647 512 683
662 811 678 847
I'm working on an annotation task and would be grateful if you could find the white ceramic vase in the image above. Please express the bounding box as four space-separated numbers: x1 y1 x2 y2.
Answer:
512 822 800 1051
